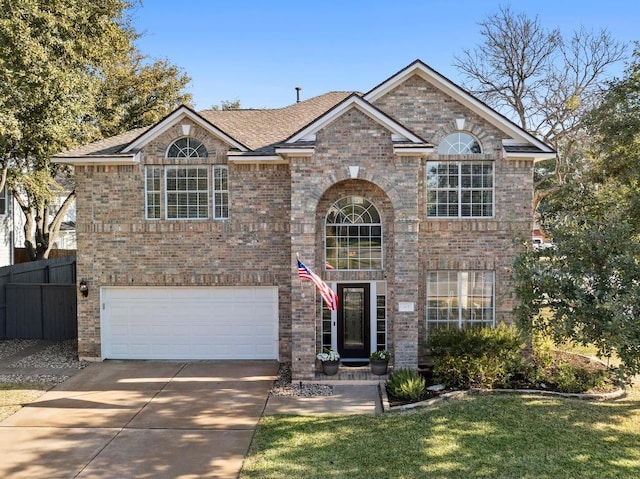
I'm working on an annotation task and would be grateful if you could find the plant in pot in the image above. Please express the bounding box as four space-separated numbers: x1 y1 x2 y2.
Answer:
317 348 341 376
370 349 391 375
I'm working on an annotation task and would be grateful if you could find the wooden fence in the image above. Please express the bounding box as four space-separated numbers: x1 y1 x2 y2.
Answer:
0 256 77 340
13 248 76 264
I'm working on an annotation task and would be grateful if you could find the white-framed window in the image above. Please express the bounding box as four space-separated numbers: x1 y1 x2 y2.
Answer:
145 167 162 219
426 161 493 217
438 132 482 154
325 196 383 270
166 137 208 158
165 166 209 219
213 165 228 219
0 185 7 215
426 271 495 331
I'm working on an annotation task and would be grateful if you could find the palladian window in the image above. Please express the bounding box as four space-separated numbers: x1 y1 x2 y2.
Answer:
145 136 224 220
325 196 382 270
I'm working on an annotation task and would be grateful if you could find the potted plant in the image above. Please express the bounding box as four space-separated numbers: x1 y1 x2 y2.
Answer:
317 348 341 375
369 349 390 375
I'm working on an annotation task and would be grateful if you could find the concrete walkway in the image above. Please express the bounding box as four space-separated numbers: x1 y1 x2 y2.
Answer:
0 359 279 479
265 384 382 415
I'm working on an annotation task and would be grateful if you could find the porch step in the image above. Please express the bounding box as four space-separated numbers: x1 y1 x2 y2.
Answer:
311 365 391 385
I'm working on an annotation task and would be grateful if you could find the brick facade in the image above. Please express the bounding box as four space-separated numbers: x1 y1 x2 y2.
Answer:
64 61 550 380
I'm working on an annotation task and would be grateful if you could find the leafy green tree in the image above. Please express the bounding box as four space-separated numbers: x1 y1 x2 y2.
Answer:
0 0 191 260
95 51 192 139
514 48 640 381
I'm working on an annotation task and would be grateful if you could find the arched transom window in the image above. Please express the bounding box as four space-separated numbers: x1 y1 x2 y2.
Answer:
325 196 382 270
166 137 208 158
438 132 482 154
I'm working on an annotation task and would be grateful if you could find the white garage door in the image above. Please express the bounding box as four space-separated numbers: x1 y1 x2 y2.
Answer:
101 287 279 360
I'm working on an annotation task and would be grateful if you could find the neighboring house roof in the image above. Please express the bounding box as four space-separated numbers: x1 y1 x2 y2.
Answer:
53 60 555 164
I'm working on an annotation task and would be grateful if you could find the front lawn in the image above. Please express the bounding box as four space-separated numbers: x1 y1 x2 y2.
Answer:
0 381 54 421
241 384 640 479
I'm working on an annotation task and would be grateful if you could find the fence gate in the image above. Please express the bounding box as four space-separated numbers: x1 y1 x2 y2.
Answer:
0 257 77 340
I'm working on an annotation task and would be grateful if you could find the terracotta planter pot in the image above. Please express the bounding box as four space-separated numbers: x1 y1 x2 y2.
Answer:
370 359 389 375
322 360 340 376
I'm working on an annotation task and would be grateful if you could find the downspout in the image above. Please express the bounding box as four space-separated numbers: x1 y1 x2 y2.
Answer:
10 189 14 265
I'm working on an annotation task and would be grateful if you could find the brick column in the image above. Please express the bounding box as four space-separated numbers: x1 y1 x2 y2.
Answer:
290 156 320 380
392 218 420 369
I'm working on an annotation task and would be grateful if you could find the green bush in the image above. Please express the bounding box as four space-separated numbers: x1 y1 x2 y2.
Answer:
386 368 426 401
536 362 609 393
429 324 527 389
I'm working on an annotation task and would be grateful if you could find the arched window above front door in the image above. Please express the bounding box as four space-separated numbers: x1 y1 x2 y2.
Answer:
325 196 382 270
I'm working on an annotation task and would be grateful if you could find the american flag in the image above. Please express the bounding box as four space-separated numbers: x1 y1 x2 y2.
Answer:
297 258 339 311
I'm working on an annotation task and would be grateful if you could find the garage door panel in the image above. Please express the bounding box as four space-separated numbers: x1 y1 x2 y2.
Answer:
101 287 278 360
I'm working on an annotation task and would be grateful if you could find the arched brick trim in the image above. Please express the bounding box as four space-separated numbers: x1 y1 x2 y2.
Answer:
306 171 407 219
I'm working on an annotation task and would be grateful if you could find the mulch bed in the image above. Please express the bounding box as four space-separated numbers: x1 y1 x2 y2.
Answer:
386 351 619 407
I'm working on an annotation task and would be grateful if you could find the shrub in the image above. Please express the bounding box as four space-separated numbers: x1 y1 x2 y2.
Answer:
386 368 426 401
429 324 527 389
535 361 610 393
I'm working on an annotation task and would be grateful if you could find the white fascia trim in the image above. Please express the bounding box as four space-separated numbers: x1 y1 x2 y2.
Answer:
51 153 140 165
393 146 433 156
365 63 555 154
227 154 289 164
274 147 315 156
122 107 248 153
286 96 424 144
503 151 557 162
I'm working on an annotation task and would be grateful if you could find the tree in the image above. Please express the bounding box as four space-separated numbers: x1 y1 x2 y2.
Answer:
95 51 192 139
210 99 241 111
453 5 627 213
0 1 192 260
514 48 640 381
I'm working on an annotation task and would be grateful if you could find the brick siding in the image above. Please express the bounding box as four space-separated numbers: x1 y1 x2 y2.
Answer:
73 74 533 380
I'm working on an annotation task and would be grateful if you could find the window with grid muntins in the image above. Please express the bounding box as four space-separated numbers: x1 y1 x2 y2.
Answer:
426 161 493 217
145 167 162 219
426 271 495 331
437 132 482 154
167 137 208 158
213 165 228 219
325 196 382 270
165 166 209 219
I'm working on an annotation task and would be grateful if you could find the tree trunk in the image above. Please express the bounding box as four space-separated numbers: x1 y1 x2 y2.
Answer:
14 190 76 261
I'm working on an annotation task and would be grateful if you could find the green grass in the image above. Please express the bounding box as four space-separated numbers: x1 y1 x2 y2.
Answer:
241 385 640 479
0 381 55 421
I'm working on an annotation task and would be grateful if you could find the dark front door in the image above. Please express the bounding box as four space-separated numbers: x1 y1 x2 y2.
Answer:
337 283 370 360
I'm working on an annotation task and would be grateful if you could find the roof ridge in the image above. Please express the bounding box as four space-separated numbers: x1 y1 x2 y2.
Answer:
199 91 357 114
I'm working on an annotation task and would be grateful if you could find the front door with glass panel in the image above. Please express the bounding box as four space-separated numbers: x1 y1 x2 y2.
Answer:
337 283 370 360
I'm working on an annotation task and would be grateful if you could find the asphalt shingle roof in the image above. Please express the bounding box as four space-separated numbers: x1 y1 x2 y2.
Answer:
57 92 354 158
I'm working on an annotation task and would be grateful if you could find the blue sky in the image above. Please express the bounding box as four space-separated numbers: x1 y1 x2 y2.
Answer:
130 1 639 110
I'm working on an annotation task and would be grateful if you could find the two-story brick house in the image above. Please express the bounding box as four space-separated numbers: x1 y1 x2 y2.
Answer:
53 60 554 379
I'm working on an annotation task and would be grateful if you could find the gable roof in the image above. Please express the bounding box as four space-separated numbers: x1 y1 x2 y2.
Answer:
53 92 353 164
200 92 353 152
53 59 554 164
365 60 555 157
122 105 250 153
283 93 430 146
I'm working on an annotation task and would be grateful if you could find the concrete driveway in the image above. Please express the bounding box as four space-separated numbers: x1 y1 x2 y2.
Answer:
0 360 278 479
